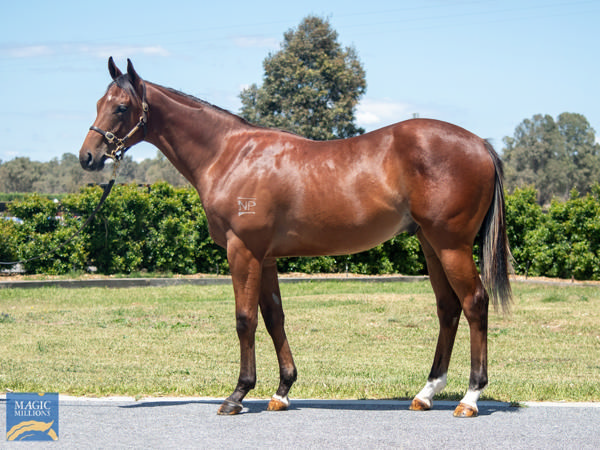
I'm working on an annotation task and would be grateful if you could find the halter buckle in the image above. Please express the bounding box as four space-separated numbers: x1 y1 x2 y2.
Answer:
104 131 117 144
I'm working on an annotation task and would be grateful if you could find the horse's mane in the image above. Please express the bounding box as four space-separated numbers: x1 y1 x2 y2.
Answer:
159 84 306 138
109 75 301 137
155 84 260 129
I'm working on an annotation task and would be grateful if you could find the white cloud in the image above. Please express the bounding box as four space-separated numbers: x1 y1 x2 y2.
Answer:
0 149 20 161
84 45 170 59
0 44 170 59
356 98 415 129
4 45 52 58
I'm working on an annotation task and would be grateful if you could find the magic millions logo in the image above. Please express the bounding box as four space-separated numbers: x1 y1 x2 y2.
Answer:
6 393 59 441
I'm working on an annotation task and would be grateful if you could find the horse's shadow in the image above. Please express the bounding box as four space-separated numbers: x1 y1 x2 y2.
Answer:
118 398 519 416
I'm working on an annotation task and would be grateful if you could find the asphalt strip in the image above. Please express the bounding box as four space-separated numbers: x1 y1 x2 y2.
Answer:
3 394 596 408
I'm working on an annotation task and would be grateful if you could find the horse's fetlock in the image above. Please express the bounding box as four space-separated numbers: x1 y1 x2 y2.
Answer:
469 372 488 391
236 375 256 393
281 367 298 386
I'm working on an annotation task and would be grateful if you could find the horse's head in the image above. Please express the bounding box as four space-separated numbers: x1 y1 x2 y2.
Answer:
79 57 148 171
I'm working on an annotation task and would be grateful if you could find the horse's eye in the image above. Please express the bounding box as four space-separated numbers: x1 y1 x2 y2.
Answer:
116 104 128 114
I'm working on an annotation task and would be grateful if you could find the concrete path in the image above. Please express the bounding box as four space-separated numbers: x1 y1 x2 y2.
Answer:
1 396 599 449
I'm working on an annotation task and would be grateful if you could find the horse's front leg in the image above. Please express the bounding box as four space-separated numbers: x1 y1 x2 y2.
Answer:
259 259 297 411
217 236 263 415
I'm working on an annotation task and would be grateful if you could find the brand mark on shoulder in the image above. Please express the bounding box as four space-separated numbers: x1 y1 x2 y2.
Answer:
237 197 257 216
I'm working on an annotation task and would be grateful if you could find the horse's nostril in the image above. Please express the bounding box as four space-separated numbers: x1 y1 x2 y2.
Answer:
80 152 95 170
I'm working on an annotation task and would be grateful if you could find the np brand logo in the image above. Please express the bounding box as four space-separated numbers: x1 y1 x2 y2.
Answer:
6 393 59 441
237 197 257 216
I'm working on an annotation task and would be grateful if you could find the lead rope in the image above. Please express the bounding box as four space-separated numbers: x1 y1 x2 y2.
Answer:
0 161 120 267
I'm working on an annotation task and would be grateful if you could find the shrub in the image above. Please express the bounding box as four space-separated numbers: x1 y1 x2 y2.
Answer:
505 186 544 275
6 194 88 274
62 184 149 274
0 218 19 264
505 185 600 280
4 182 599 280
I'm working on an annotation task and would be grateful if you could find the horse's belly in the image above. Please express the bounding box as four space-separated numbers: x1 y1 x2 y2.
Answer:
270 207 415 258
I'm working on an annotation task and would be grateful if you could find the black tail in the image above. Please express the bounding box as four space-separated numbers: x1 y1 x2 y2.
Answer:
480 140 513 312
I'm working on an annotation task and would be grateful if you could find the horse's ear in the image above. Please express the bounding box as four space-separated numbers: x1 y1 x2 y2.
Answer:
127 59 141 85
108 56 122 80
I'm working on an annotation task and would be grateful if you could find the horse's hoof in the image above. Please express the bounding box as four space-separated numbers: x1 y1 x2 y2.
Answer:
453 402 478 418
267 395 290 411
409 397 431 411
217 399 243 415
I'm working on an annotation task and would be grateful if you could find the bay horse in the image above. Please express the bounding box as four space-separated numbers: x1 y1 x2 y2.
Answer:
79 58 511 417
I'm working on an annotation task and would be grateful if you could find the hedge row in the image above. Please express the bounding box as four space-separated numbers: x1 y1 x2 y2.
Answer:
506 185 600 280
1 182 599 280
0 182 423 276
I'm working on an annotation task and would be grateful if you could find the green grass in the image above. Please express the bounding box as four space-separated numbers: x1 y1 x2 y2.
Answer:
0 280 598 403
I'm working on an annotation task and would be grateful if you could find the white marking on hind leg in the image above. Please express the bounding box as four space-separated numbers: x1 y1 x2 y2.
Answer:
459 388 482 411
271 394 290 407
414 373 447 409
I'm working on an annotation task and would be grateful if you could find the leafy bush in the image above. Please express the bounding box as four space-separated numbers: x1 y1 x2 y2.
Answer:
0 218 19 264
59 182 230 275
62 184 148 273
3 182 599 280
529 188 600 279
276 234 424 276
505 186 544 275
6 194 88 274
144 183 204 274
505 184 600 280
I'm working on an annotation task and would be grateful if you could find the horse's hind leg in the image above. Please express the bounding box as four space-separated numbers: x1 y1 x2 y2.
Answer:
410 232 462 412
259 259 298 411
412 230 489 417
446 251 489 418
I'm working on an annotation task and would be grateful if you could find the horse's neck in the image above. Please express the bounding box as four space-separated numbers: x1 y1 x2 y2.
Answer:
144 83 243 188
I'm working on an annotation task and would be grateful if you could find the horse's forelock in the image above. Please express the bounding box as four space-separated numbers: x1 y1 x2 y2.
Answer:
106 75 139 102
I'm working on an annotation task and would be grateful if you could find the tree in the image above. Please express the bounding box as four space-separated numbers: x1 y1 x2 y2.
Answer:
503 113 600 204
557 113 600 196
137 153 188 186
0 157 43 192
0 152 185 194
239 15 366 140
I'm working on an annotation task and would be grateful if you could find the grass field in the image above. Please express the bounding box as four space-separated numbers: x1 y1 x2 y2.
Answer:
0 280 598 402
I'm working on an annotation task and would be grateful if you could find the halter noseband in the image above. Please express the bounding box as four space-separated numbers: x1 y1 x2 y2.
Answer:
89 81 149 161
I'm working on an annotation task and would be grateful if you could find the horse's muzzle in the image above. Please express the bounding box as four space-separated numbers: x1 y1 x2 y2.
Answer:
80 151 105 171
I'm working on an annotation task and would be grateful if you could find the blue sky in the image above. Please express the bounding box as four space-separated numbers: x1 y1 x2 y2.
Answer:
1 0 599 163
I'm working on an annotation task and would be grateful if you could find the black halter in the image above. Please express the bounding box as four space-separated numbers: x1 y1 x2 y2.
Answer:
89 81 149 161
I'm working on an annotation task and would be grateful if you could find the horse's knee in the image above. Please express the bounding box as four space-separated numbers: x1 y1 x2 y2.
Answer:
236 312 257 336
